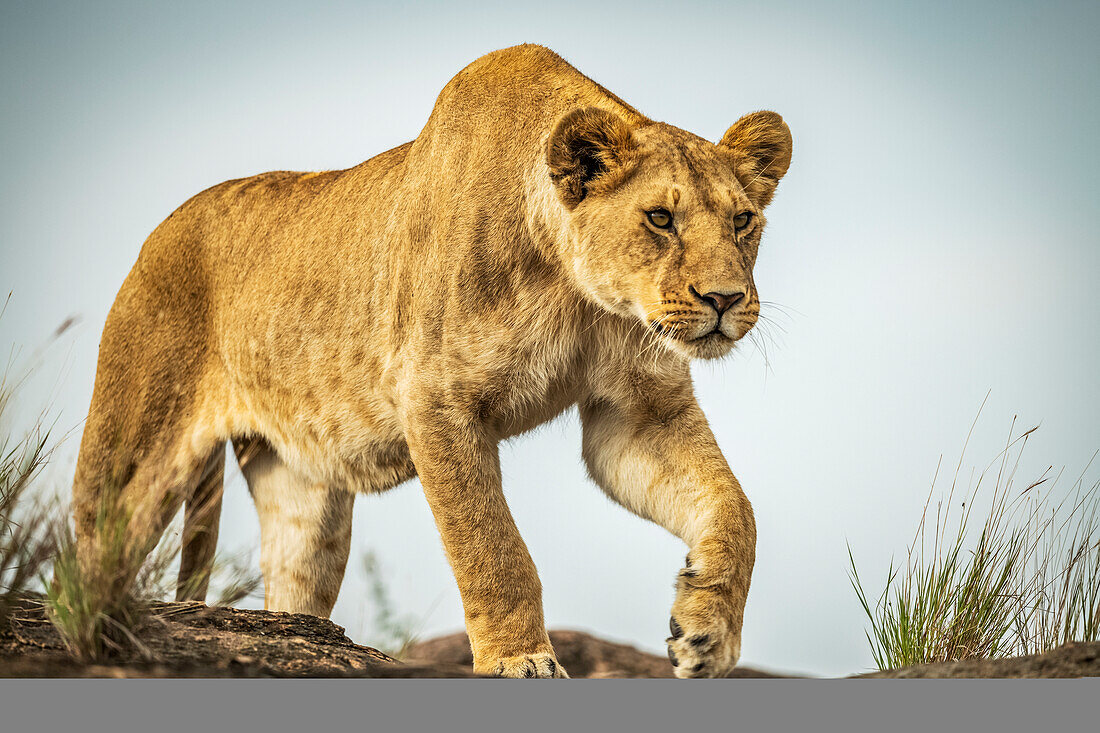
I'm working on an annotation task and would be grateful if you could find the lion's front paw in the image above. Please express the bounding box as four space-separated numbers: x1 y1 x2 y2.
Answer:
666 565 743 678
489 652 569 678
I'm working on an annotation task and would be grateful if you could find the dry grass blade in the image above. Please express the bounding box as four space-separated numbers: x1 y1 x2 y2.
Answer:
1 316 65 625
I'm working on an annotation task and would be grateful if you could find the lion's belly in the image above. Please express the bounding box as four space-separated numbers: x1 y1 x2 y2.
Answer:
249 411 415 495
280 412 415 495
219 356 415 494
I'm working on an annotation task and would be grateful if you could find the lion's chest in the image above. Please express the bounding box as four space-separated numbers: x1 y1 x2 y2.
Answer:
433 315 588 440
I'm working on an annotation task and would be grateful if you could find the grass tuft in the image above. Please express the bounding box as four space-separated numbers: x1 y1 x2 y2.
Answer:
45 499 261 662
46 500 149 661
850 402 1100 670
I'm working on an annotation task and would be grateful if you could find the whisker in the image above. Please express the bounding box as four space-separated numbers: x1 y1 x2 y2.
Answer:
746 329 772 376
758 316 787 338
759 299 802 321
750 317 783 370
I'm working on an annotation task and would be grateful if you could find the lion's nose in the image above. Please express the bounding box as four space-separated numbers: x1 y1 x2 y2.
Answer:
691 287 745 315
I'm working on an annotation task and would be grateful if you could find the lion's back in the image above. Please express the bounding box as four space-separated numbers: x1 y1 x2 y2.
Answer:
404 45 646 185
106 44 634 415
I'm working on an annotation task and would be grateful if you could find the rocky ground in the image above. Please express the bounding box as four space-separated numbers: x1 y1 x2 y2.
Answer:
2 599 1098 678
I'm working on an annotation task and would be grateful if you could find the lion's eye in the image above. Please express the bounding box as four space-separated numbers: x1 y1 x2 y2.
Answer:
733 212 753 231
646 209 673 229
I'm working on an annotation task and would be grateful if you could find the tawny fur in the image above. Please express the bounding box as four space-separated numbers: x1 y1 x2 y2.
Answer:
72 44 792 678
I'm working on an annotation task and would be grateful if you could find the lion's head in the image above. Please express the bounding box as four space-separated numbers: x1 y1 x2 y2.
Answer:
547 107 792 360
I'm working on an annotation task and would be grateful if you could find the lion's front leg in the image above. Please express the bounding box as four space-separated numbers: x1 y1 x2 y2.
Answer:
666 530 753 678
581 393 756 679
404 406 568 678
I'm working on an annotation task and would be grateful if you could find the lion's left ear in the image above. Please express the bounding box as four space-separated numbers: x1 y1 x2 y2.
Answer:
547 107 637 209
719 111 792 208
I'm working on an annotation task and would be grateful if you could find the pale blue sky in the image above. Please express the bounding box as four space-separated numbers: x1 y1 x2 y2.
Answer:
1 1 1098 675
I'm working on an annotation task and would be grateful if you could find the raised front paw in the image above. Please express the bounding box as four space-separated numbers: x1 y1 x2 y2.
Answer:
666 561 744 678
489 652 569 678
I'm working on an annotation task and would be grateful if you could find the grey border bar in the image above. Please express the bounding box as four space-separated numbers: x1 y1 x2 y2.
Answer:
2 679 1098 733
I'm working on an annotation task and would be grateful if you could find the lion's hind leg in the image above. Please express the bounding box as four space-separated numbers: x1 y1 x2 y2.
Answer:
176 446 226 601
70 257 230 619
233 438 354 618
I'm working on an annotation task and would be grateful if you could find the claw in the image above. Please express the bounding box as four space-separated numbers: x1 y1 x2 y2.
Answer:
670 617 683 639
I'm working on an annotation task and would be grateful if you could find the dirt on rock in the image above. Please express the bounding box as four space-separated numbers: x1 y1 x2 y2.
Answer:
3 598 1098 679
856 642 1100 679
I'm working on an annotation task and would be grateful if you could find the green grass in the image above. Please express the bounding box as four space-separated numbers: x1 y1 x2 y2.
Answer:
849 406 1100 670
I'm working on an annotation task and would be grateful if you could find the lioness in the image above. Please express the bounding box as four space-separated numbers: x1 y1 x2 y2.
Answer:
73 44 791 678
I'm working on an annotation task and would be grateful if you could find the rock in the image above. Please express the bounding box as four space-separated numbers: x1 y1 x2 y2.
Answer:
406 629 791 678
0 599 478 678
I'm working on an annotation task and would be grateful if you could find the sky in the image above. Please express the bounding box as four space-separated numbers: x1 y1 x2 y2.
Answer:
1 0 1098 676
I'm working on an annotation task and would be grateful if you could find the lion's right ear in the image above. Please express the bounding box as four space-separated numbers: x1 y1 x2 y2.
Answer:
547 107 636 209
719 111 792 209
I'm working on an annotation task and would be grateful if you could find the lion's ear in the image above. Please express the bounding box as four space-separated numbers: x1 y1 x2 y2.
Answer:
719 111 792 208
547 107 636 209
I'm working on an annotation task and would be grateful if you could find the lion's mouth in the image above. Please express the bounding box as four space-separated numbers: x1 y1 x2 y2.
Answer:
694 327 730 343
648 321 731 344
